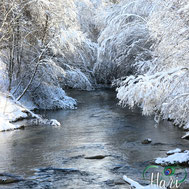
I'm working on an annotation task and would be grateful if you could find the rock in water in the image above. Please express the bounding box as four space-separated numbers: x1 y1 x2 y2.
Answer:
0 174 23 184
142 138 152 144
114 179 126 185
49 119 61 126
84 155 107 159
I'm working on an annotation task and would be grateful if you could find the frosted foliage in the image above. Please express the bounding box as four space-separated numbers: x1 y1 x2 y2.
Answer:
0 0 101 110
36 60 94 91
117 0 189 127
12 60 80 109
45 0 101 75
0 59 8 92
93 0 153 83
64 69 93 91
30 0 97 88
75 0 101 41
28 0 100 92
32 83 77 110
147 0 189 73
52 29 97 70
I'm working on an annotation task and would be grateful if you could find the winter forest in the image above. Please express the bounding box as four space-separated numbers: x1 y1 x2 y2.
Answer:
1 0 189 188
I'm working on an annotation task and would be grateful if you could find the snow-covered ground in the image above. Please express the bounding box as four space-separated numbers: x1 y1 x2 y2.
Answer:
166 148 182 155
0 93 61 131
155 149 189 166
0 93 30 131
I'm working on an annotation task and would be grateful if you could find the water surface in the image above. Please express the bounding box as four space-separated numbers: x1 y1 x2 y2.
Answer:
0 89 188 188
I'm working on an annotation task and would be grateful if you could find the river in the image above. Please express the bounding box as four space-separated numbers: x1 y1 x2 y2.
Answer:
0 89 188 188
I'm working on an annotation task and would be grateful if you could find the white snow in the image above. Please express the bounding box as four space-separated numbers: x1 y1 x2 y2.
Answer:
0 94 27 120
115 0 189 128
94 0 152 83
166 148 182 155
178 3 189 14
49 119 61 126
123 175 166 189
183 122 189 130
147 138 152 142
182 132 189 139
0 93 36 131
155 151 189 165
0 114 20 131
0 93 62 131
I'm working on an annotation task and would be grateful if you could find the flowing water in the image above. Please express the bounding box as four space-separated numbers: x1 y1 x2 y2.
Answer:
0 89 188 188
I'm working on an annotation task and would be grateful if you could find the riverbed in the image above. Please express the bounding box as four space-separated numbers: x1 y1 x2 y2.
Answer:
0 89 188 188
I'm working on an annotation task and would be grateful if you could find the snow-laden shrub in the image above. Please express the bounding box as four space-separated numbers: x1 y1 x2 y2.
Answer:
0 0 101 110
93 0 154 83
117 0 189 128
12 60 82 109
31 83 76 110
41 60 94 91
0 58 8 92
117 68 189 124
26 0 98 91
51 29 97 72
63 68 94 91
75 0 102 42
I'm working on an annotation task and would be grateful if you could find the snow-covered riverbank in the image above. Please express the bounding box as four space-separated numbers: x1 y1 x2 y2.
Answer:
0 93 61 131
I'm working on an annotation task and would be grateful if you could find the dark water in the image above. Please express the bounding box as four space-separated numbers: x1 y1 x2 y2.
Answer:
0 89 188 188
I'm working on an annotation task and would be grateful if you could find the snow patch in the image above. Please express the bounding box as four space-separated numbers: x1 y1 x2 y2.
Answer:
182 132 189 139
49 119 61 126
0 93 33 131
155 151 189 166
0 114 20 132
0 93 61 131
166 148 182 155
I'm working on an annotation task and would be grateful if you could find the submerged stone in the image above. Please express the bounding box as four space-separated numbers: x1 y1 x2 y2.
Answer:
142 138 152 144
0 174 24 184
84 155 107 159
